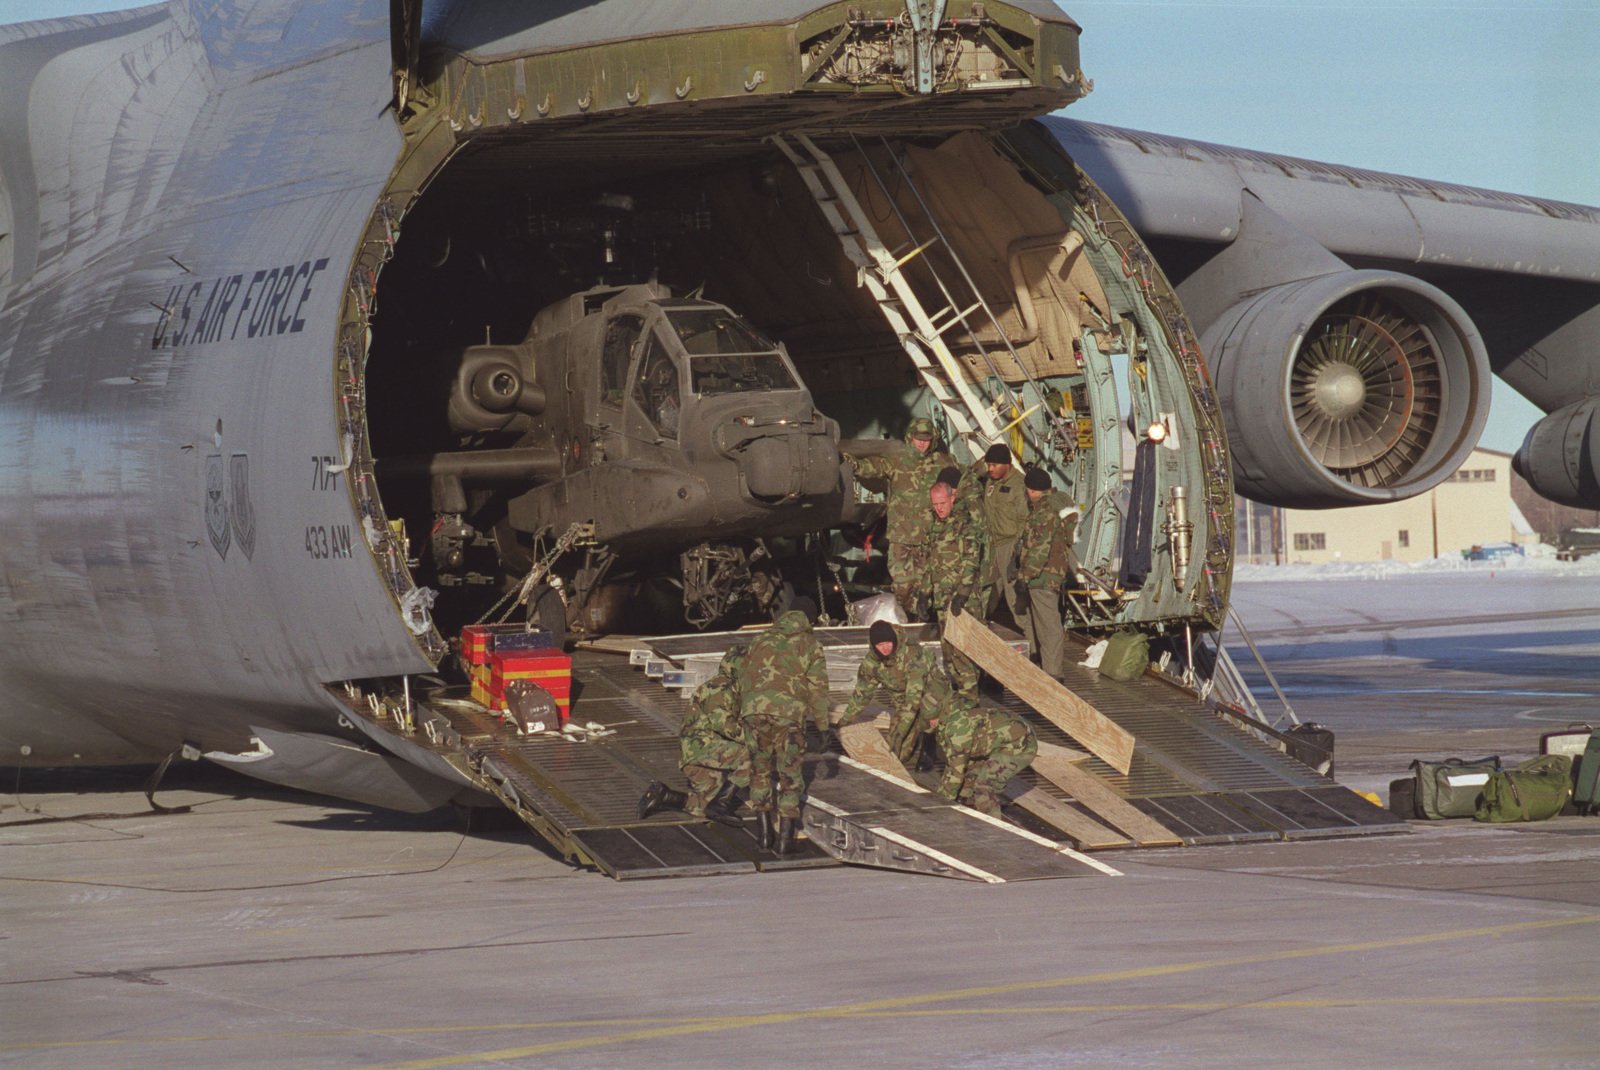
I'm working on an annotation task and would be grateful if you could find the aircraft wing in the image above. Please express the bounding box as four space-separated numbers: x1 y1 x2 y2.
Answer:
1044 116 1600 509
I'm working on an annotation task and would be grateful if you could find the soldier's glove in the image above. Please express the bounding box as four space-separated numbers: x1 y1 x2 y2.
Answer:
949 593 967 616
805 726 840 754
913 592 930 621
1013 579 1030 606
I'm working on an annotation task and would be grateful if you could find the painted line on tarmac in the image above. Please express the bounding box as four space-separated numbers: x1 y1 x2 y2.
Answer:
836 994 1600 1016
10 992 1599 1058
363 910 1600 1068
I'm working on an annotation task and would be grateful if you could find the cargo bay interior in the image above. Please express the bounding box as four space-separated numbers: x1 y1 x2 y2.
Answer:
362 121 1229 645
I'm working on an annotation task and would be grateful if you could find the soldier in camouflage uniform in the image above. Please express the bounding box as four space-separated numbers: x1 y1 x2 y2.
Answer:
637 644 750 825
918 468 987 697
738 601 832 855
839 620 962 767
930 700 1038 816
1011 467 1079 678
844 417 954 619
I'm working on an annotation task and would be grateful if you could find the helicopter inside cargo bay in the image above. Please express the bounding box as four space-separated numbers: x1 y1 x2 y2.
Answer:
363 126 1223 645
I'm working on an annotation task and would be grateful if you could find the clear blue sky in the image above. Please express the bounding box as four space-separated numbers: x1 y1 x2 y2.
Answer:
7 0 1596 452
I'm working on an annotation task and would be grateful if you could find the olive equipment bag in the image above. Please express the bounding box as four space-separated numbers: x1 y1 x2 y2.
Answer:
1475 754 1572 823
1098 631 1150 682
1411 756 1500 819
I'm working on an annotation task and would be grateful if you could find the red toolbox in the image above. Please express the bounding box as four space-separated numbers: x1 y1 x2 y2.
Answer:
487 648 571 718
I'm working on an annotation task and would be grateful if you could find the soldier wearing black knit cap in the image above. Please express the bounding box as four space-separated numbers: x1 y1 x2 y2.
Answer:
964 442 1027 624
1011 466 1078 677
837 619 962 768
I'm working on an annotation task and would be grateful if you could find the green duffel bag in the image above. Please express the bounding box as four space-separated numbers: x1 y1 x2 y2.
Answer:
1098 630 1150 681
1411 756 1500 819
1476 754 1573 823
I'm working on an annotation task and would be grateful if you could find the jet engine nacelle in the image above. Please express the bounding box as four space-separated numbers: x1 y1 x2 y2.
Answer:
1204 270 1491 508
1512 397 1600 509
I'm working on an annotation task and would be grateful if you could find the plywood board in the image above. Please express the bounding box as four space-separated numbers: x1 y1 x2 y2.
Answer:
1032 758 1182 847
838 722 914 784
944 611 1135 774
1003 779 1130 850
1034 740 1089 765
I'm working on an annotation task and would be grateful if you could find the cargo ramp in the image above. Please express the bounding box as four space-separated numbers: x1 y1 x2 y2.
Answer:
328 623 1399 879
327 631 1113 881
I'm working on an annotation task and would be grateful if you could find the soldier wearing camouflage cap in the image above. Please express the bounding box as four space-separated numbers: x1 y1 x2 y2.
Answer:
930 700 1037 816
637 644 751 826
844 417 954 619
737 600 832 855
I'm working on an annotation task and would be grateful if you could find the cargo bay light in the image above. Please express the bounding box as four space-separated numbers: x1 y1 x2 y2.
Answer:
351 0 1234 657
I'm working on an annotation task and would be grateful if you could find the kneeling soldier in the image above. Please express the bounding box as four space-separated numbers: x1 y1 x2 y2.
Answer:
930 700 1038 816
638 644 750 825
839 620 961 769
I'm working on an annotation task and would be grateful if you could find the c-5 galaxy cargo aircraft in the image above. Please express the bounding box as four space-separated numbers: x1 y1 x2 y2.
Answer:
3 0 1597 816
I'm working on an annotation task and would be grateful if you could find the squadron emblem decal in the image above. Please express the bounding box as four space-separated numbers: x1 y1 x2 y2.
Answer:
229 453 256 560
204 454 231 559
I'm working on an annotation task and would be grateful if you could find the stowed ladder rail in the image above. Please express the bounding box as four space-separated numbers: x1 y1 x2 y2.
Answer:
770 132 1072 465
773 133 1002 462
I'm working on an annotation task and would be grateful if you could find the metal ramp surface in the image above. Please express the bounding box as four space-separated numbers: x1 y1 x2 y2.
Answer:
330 619 1402 879
329 669 836 880
638 627 1407 849
331 649 1096 881
998 636 1408 845
609 656 1110 881
804 757 1117 881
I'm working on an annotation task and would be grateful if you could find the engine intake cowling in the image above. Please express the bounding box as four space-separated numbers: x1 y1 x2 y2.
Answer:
1513 397 1600 509
1204 270 1490 508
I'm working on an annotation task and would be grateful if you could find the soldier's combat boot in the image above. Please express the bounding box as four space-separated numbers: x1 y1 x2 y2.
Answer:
637 781 687 819
703 784 744 828
775 815 796 857
756 809 774 850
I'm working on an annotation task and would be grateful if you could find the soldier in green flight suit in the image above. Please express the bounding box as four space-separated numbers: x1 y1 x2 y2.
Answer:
844 417 954 619
1011 466 1079 678
737 599 834 855
968 443 1029 623
929 700 1038 816
637 644 751 826
839 619 963 768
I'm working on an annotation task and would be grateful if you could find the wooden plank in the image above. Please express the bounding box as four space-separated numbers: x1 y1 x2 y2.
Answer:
944 611 1135 774
1035 740 1090 765
838 722 914 783
1003 779 1131 850
1032 759 1182 847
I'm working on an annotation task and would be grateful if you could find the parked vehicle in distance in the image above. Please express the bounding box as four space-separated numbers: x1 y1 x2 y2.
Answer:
1555 528 1600 562
1463 542 1525 561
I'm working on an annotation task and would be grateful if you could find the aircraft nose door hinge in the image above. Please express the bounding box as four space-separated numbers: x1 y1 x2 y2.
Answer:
390 0 423 117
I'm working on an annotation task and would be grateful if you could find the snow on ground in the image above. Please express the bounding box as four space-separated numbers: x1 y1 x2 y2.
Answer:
1233 551 1600 583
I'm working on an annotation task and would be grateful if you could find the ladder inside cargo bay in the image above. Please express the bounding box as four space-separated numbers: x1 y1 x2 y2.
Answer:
769 132 1070 465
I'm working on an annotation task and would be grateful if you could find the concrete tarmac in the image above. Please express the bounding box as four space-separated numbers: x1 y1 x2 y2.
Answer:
4 570 1599 1069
